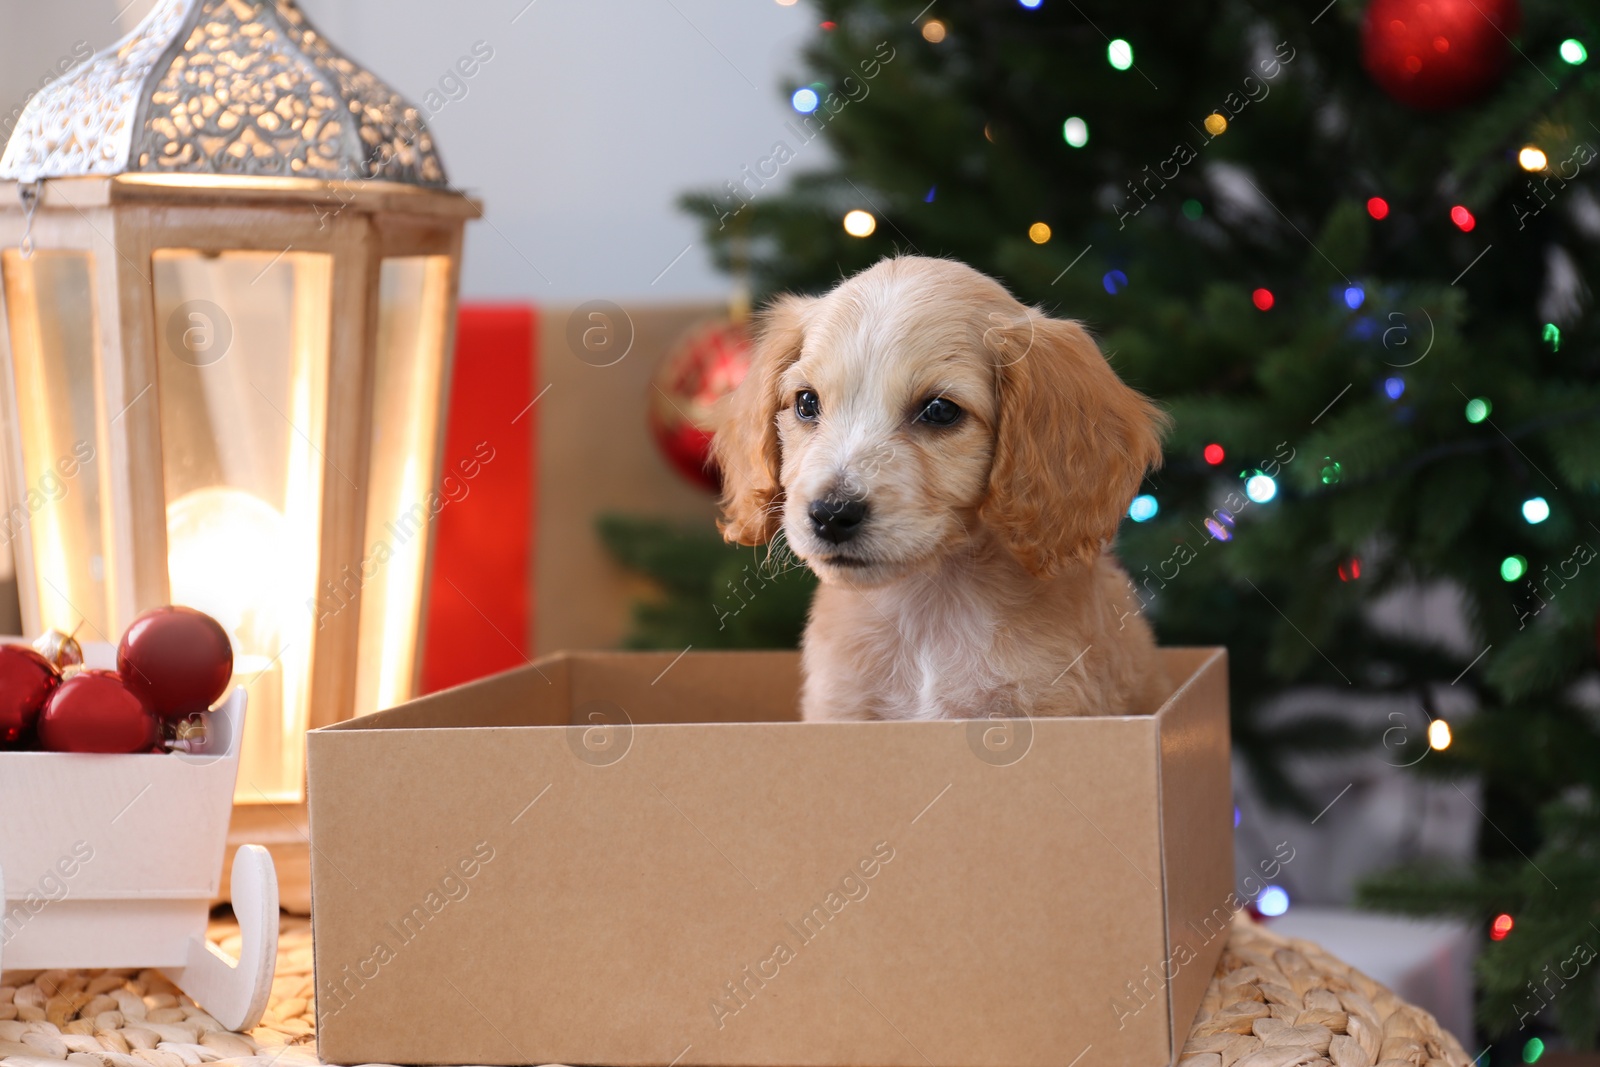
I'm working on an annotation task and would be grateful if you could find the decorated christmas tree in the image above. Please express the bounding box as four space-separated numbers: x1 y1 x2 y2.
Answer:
603 0 1600 1051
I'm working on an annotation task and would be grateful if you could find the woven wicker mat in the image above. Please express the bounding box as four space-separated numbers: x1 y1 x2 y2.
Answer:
0 912 1470 1067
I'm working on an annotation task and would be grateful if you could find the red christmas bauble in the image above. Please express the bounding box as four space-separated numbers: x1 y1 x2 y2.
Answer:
648 318 752 493
1361 0 1520 111
37 670 160 754
117 606 233 720
0 644 59 744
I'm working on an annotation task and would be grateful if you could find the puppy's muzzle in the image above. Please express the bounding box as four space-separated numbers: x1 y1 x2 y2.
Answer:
808 494 869 544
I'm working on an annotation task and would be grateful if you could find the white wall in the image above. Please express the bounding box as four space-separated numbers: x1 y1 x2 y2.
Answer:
0 0 817 302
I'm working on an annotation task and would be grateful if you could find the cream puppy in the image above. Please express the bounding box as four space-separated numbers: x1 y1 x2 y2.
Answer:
713 256 1170 721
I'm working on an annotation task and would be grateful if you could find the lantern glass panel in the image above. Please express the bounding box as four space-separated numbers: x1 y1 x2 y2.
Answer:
0 250 112 641
352 255 453 715
152 249 331 804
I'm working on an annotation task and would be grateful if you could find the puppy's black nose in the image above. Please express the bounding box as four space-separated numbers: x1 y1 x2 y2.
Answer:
808 496 868 544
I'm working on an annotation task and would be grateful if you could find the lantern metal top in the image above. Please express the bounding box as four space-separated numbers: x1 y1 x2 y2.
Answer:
0 0 448 188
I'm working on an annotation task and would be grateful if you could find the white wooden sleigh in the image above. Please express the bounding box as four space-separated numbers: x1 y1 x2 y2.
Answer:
0 644 278 1032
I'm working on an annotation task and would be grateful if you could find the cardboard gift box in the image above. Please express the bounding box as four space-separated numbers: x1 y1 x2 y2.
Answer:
306 647 1232 1067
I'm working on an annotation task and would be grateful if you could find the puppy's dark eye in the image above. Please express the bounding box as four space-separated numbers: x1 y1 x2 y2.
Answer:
916 396 963 427
795 389 821 421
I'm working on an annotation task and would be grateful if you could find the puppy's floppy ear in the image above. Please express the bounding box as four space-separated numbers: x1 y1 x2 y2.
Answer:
980 315 1169 576
713 294 814 546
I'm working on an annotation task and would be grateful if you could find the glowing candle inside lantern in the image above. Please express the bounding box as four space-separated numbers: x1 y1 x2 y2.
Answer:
167 486 305 802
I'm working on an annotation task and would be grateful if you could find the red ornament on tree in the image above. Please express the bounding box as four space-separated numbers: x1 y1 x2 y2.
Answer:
117 606 234 720
1361 0 1521 111
37 670 161 754
0 644 60 744
648 317 752 493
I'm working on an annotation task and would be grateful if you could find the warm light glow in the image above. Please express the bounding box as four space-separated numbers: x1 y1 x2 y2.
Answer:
377 459 423 709
167 487 292 650
1204 112 1228 135
1428 719 1452 750
1252 288 1274 311
1028 221 1051 244
151 248 332 804
1367 197 1389 219
843 209 877 237
1518 146 1548 172
2 250 113 640
921 19 946 42
165 490 296 795
1204 443 1225 465
353 256 453 716
1492 912 1515 940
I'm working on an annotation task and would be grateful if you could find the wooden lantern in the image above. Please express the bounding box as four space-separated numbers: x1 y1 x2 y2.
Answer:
0 0 478 904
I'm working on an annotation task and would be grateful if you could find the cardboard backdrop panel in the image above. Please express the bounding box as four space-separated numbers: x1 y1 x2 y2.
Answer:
533 302 724 655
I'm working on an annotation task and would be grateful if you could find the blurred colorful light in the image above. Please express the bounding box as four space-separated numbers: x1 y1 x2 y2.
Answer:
1428 719 1452 750
1257 886 1290 916
842 209 877 237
